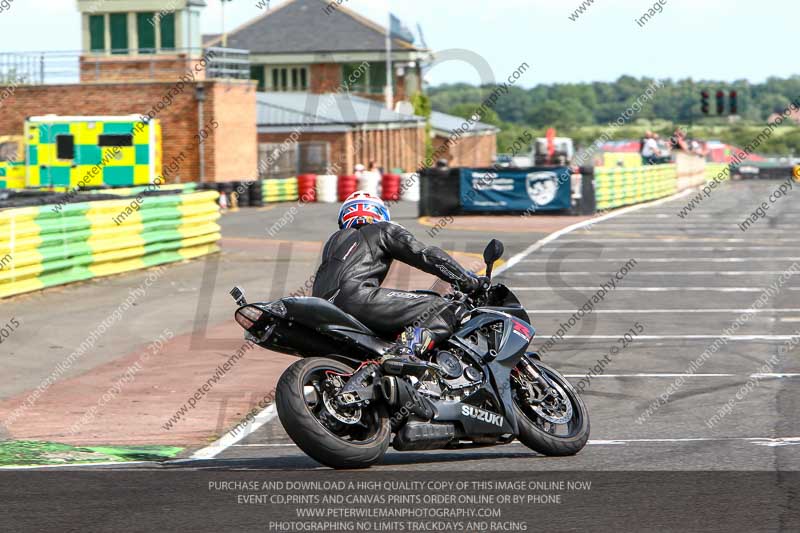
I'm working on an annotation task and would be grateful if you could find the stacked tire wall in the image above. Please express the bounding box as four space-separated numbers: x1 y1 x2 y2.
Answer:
594 165 678 210
0 190 221 299
263 177 299 203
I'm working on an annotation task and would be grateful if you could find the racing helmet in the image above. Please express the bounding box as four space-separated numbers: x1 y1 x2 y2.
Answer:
337 191 391 229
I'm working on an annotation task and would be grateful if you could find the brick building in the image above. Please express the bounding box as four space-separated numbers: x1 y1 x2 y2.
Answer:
430 111 498 167
206 0 429 108
209 0 499 170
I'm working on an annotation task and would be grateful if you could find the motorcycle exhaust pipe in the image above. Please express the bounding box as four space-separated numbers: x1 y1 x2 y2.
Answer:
381 376 434 420
380 376 398 406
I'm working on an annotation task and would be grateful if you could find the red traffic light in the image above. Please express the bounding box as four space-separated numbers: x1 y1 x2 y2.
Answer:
701 90 710 115
715 90 725 115
729 90 738 114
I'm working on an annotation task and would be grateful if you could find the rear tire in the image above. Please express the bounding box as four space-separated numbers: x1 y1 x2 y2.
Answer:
276 358 391 469
514 361 590 456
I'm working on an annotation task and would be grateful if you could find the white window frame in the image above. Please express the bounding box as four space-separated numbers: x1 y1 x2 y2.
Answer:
265 65 310 92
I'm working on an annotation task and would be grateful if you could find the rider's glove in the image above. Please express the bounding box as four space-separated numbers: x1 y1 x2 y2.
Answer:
460 272 485 295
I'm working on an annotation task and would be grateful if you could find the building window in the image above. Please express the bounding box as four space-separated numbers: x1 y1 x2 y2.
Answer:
56 135 75 160
137 13 156 54
160 13 176 50
250 66 265 91
267 66 309 92
89 15 105 52
342 62 389 94
110 13 129 54
368 62 387 93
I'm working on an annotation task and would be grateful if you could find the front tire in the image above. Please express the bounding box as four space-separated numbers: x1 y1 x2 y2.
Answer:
513 360 590 456
276 358 391 469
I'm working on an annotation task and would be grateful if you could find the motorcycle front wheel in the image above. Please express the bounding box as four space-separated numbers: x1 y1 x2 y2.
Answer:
276 357 391 469
511 359 590 456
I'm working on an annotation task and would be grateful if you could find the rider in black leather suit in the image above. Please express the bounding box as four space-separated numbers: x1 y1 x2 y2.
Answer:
312 221 480 354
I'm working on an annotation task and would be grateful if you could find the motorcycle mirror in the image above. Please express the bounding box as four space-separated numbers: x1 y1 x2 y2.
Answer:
483 239 504 265
483 239 504 280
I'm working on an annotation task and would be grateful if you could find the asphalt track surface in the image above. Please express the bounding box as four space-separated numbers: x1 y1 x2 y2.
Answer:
176 179 800 472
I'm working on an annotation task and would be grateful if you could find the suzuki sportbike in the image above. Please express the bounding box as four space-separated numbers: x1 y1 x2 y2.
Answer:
231 239 589 468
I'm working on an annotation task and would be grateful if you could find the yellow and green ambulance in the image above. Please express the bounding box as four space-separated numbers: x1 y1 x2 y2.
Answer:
0 135 26 189
24 115 162 188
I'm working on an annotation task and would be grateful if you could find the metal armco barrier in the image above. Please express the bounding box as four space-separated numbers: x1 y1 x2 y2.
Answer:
594 164 678 210
263 177 299 203
0 191 221 299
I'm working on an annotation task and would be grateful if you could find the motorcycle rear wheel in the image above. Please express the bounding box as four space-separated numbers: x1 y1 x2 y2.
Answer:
276 357 391 469
512 360 590 456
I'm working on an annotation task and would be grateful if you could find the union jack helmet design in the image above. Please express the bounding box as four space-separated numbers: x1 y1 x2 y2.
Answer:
338 191 391 229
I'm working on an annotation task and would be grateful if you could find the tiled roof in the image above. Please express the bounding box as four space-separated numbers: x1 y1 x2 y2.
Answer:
207 0 424 54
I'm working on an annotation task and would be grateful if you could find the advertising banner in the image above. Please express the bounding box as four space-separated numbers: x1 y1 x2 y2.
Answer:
459 167 572 212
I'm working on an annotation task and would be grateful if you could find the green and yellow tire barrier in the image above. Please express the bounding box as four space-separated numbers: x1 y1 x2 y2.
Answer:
0 191 220 299
263 177 299 203
705 163 730 182
595 164 678 210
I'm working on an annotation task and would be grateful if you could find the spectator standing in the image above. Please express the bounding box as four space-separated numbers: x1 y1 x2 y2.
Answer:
641 131 661 165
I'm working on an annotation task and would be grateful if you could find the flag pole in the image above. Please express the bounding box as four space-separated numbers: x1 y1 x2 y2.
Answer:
385 10 393 110
221 0 226 47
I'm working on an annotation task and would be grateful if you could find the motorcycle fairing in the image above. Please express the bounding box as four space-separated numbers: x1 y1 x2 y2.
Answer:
437 310 537 437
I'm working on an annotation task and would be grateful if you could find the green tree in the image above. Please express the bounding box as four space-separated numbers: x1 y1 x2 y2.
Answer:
446 103 502 127
411 92 434 161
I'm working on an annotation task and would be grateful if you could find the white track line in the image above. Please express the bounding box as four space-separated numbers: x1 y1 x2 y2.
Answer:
552 238 800 243
512 271 795 276
538 247 797 252
580 229 780 233
556 335 798 340
512 287 778 292
495 190 693 276
189 404 278 460
562 373 800 378
521 258 800 263
526 308 800 314
581 437 800 447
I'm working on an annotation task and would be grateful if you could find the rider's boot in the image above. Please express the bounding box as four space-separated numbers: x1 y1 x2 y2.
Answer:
343 327 436 393
380 327 435 377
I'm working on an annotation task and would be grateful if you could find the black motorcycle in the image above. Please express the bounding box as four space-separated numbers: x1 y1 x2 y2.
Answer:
230 239 589 469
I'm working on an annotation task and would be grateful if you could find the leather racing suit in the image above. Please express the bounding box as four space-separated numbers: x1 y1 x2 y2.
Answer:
311 222 480 345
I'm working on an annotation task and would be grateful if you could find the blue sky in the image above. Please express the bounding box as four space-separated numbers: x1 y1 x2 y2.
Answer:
2 0 798 87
